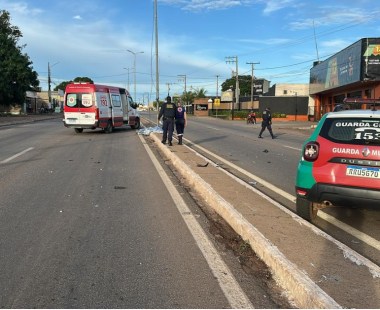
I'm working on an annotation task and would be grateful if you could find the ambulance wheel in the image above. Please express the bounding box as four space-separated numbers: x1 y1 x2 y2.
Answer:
296 197 317 221
74 128 83 133
131 118 141 129
105 121 113 133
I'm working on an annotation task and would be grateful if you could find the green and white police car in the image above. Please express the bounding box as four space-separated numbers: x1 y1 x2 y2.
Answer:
295 108 380 221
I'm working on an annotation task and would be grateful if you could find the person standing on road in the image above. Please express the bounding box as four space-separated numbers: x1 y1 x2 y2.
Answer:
158 95 177 146
175 99 187 145
258 107 275 139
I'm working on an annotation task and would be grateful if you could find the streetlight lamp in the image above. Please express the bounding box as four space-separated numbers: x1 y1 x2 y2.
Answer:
127 49 144 101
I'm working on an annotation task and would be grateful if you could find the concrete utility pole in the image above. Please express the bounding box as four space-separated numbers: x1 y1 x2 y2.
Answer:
154 0 159 116
178 74 187 94
48 61 59 105
216 75 219 98
165 82 172 96
178 74 187 106
48 62 51 104
225 56 239 118
246 61 260 109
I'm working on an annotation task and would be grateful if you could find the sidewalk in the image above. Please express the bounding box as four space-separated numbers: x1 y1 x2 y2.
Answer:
150 132 380 309
0 113 62 127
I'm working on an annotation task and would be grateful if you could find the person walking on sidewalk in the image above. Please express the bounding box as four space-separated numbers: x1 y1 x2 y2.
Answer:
258 107 275 139
175 99 187 145
158 95 177 146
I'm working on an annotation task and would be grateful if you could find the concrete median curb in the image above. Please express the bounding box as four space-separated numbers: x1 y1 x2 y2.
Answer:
151 133 340 309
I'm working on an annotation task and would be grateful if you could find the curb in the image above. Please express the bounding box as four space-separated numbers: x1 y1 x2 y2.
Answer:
151 133 340 309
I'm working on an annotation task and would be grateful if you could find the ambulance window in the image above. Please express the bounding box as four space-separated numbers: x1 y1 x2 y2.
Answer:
128 96 137 108
66 94 78 107
111 94 121 107
65 93 92 108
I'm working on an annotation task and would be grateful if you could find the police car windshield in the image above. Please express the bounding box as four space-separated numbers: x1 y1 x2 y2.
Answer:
320 118 380 145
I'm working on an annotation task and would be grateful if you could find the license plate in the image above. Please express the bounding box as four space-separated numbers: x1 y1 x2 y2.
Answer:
66 118 77 123
346 165 380 179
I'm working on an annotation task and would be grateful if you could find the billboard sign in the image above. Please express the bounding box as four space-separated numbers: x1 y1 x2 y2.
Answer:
363 39 380 79
221 90 233 102
310 39 362 94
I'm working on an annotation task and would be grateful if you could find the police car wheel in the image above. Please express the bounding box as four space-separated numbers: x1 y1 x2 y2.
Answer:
296 197 317 221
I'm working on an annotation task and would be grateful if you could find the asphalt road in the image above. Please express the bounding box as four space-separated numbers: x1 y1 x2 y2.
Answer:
0 118 289 308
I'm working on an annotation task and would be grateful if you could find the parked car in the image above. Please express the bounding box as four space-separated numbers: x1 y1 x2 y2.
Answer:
295 108 380 221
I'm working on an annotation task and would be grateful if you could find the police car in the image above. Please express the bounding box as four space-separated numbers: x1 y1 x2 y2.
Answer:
295 104 380 221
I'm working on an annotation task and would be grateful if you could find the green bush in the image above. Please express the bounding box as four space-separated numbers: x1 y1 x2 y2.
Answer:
209 110 287 119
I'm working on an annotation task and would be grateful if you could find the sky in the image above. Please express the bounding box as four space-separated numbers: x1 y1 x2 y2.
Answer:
2 0 380 103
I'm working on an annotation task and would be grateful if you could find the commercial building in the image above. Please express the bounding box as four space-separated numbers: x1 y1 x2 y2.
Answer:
310 38 380 120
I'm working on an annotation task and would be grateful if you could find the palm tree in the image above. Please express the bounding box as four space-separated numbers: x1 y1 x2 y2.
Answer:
193 87 208 98
181 91 195 106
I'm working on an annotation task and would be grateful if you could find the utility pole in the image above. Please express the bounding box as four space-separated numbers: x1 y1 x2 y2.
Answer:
154 0 159 117
225 56 239 119
178 74 187 106
216 75 219 98
48 62 51 104
246 61 260 109
165 82 172 95
178 74 187 94
48 61 59 106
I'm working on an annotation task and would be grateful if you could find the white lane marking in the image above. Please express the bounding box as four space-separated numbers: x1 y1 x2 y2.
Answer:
139 135 254 309
0 147 34 164
187 138 296 203
206 126 221 131
318 211 380 251
183 137 380 251
283 145 302 151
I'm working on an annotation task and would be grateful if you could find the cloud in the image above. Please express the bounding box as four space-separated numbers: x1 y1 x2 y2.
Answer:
1 1 43 16
289 7 377 30
159 0 252 12
73 15 82 20
259 0 297 15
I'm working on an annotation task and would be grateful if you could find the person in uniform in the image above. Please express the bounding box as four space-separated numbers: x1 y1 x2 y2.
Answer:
175 100 187 145
158 95 177 146
258 107 275 139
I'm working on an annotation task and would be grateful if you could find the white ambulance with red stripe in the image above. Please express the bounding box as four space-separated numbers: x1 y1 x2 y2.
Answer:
63 82 140 133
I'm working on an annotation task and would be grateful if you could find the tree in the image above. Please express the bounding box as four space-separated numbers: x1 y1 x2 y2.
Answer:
0 10 39 108
181 91 195 106
54 77 94 91
192 87 208 98
221 75 252 96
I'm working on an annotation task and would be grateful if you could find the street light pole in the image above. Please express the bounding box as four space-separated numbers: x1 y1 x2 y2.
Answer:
127 49 144 101
123 67 130 90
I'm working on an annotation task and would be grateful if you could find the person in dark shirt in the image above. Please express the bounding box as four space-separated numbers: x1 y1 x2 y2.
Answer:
258 107 275 139
158 95 177 146
175 100 187 145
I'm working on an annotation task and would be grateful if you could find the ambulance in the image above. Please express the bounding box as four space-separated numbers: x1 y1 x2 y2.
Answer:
63 82 140 133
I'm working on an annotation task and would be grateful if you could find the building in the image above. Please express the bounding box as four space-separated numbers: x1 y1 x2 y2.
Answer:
267 83 315 118
310 37 380 120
